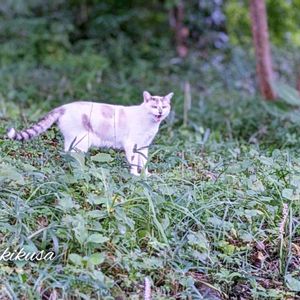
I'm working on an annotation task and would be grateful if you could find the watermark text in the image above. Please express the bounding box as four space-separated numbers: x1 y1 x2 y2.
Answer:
0 248 55 261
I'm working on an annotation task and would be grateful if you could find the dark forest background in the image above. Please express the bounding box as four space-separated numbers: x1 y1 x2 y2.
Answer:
2 0 300 132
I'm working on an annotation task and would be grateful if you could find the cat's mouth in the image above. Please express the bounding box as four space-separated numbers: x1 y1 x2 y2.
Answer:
154 114 163 122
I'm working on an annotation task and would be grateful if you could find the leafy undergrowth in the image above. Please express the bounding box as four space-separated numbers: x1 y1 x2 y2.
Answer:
1 100 300 299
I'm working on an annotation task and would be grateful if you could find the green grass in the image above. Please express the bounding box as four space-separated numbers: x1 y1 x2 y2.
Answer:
1 100 300 298
1 42 300 299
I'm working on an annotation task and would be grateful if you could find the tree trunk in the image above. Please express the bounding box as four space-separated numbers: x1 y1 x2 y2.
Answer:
169 0 189 58
250 0 276 100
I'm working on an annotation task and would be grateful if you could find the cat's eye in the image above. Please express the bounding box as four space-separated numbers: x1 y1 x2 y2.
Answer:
151 105 158 109
162 106 167 109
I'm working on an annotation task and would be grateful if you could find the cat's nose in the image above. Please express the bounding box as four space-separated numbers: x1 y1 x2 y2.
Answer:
158 109 163 115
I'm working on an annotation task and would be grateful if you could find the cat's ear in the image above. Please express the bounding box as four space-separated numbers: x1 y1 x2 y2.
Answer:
164 92 174 103
143 91 152 102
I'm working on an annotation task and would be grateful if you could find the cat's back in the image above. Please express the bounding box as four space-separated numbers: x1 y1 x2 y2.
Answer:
59 101 135 126
62 101 142 117
61 101 118 118
62 100 112 111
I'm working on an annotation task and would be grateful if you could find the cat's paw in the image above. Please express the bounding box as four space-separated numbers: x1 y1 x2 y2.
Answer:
130 169 141 176
144 170 152 177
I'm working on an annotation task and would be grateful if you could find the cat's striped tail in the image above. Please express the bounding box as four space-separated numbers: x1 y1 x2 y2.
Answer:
7 107 65 141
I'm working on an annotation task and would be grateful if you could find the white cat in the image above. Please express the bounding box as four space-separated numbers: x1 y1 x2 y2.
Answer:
7 91 173 176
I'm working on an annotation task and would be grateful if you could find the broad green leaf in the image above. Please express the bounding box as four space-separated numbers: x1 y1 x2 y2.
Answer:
64 214 88 244
272 81 300 106
285 274 300 292
58 194 78 210
208 216 233 230
87 233 109 244
143 256 164 268
69 253 82 266
244 209 263 217
22 163 36 172
87 193 109 205
240 232 254 242
91 153 113 163
70 152 86 167
0 167 24 185
258 156 273 166
247 176 265 192
87 210 106 219
291 175 300 187
115 207 135 230
217 241 236 255
286 110 300 123
187 232 209 250
92 270 105 282
282 188 295 200
88 253 105 266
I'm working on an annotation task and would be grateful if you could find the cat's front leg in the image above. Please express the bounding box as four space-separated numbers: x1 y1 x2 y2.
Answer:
138 147 150 176
124 144 140 176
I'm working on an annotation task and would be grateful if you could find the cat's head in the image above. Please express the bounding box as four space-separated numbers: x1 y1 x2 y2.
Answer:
143 91 173 122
